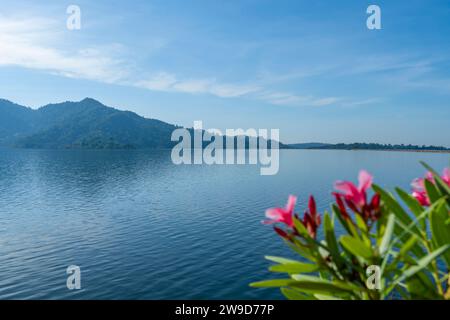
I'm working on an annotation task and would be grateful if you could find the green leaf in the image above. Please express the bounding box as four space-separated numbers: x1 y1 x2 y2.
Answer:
424 179 441 204
340 235 373 260
250 279 292 288
398 235 419 257
323 212 345 270
396 187 426 229
406 273 441 300
420 161 450 200
354 214 372 247
379 214 395 256
293 216 311 239
393 245 450 287
265 256 301 265
281 288 316 300
332 204 357 238
429 202 450 266
373 184 417 233
289 279 361 297
313 294 343 300
355 214 368 232
373 184 424 258
269 262 319 273
285 239 316 262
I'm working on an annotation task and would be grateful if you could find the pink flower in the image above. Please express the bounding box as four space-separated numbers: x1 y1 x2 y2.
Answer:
333 192 349 219
367 193 381 221
333 170 381 223
334 170 373 209
412 190 430 206
301 196 321 238
264 195 297 228
411 168 450 206
442 168 450 186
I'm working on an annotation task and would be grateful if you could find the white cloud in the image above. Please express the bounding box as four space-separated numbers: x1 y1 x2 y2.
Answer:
0 15 128 83
256 91 341 107
341 98 383 107
135 72 178 91
0 14 345 107
209 83 260 98
136 73 260 98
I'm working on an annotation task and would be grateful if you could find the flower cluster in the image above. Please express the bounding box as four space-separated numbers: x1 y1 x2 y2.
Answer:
411 168 450 206
333 170 381 224
300 196 321 239
264 170 380 239
264 194 321 239
264 168 449 240
255 164 450 300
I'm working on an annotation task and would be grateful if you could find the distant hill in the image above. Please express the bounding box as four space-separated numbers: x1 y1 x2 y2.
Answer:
287 142 332 149
287 142 450 152
1 98 448 151
0 98 181 149
0 98 285 149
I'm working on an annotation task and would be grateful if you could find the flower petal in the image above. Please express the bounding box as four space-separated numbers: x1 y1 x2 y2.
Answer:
442 168 450 186
286 195 297 213
308 195 316 217
358 170 373 192
265 208 284 220
334 181 358 196
411 178 424 191
273 226 289 239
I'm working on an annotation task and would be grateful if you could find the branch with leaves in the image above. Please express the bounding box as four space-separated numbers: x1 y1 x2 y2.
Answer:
251 162 450 300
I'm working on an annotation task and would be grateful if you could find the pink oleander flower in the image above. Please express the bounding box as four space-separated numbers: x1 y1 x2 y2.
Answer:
334 170 373 209
333 192 349 219
264 195 321 239
442 168 450 186
263 195 297 228
333 170 381 222
411 168 450 206
301 196 321 239
412 190 430 206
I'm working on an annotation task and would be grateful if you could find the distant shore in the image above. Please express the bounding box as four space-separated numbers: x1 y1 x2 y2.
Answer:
290 148 450 154
286 142 450 153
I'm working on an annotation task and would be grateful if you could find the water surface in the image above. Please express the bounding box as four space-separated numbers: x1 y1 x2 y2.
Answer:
0 148 448 299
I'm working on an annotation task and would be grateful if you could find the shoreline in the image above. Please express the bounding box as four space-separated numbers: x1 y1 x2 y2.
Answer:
1 146 449 153
294 148 450 154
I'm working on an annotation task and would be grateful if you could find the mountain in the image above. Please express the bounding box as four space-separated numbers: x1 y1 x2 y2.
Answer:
0 98 180 149
2 98 447 151
0 98 286 150
0 99 39 144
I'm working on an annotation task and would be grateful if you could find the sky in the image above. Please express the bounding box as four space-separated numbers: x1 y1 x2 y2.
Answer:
0 0 449 146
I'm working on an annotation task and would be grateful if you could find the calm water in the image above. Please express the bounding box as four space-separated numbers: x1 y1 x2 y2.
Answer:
0 148 448 299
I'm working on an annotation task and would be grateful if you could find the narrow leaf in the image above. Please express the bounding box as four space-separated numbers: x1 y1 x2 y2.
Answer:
269 262 319 273
250 279 292 288
380 214 395 256
340 235 373 260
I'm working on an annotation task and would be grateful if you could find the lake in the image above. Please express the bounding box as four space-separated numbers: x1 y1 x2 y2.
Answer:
0 148 448 299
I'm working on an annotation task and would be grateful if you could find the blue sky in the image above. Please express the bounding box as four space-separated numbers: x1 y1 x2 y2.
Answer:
0 0 449 146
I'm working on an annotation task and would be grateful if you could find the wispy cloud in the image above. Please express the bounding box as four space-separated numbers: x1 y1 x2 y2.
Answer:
0 14 371 108
135 72 260 98
254 91 342 107
341 98 384 108
0 15 128 83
